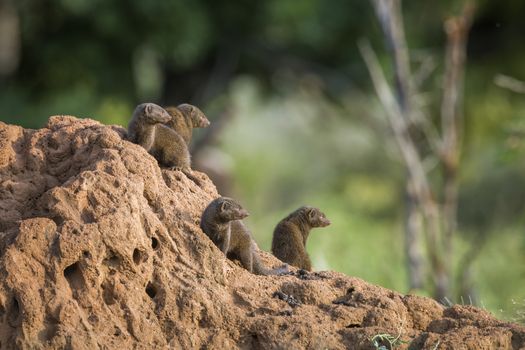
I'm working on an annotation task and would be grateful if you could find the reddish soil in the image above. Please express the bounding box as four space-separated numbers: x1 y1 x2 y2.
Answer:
0 117 524 349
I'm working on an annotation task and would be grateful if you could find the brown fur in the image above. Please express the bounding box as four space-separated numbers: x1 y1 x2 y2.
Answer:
271 206 330 271
128 103 201 185
200 197 288 275
164 104 210 145
149 124 191 169
127 103 172 151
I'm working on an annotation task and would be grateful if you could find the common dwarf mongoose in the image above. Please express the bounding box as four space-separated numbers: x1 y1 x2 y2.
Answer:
271 206 331 271
127 103 172 151
165 104 210 145
200 197 288 275
128 103 201 184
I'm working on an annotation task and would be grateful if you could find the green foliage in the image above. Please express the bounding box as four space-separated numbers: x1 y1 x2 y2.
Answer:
511 299 525 325
371 332 409 350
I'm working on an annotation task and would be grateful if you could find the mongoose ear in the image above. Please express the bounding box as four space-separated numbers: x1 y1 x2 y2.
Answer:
308 208 316 220
177 104 191 114
220 201 230 212
145 104 152 114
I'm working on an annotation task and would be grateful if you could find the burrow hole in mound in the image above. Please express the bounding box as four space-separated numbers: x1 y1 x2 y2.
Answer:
133 248 144 265
103 251 121 269
12 297 19 315
145 282 157 299
346 323 361 328
151 237 159 250
50 215 65 227
64 262 86 293
38 315 59 342
47 137 60 150
101 281 116 306
8 296 21 324
81 209 96 224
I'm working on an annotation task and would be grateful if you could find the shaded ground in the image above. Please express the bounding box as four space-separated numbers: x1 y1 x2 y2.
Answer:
0 117 523 349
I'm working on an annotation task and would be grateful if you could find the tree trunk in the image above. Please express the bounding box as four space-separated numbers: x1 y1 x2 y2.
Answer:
404 182 425 290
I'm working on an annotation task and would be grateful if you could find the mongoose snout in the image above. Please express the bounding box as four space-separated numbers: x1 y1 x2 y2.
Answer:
165 104 211 145
177 103 211 128
217 198 249 221
311 211 331 227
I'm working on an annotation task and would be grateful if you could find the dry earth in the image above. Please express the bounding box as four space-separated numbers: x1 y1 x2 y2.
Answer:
0 116 524 349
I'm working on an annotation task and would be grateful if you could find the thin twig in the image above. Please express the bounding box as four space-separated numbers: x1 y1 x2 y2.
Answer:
358 40 443 278
494 74 525 94
440 1 475 275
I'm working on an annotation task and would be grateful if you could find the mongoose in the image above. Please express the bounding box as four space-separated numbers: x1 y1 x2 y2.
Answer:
164 104 210 145
127 103 172 151
128 103 201 184
200 197 288 276
271 206 331 271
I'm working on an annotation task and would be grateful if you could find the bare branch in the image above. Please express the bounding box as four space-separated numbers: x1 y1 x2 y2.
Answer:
366 0 475 301
440 2 475 163
371 0 413 115
358 39 441 215
440 2 475 267
373 0 441 170
413 55 437 89
494 74 525 94
359 39 445 297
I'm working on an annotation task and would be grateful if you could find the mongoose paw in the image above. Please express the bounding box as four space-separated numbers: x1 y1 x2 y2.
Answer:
277 264 290 275
298 268 309 276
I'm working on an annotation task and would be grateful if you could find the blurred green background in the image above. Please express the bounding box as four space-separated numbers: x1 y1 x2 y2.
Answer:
0 0 524 321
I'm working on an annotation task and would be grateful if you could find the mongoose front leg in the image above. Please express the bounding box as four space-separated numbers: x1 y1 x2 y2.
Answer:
138 131 155 152
238 244 254 273
172 167 203 187
302 254 312 271
219 232 230 255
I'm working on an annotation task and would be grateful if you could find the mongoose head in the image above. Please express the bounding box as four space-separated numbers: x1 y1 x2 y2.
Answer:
134 103 171 124
216 197 249 221
178 103 211 128
304 207 331 228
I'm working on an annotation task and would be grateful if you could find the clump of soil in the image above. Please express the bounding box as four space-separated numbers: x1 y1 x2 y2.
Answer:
0 117 523 349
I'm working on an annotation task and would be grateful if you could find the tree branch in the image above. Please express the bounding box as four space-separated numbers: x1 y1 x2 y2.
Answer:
494 74 525 94
440 2 475 264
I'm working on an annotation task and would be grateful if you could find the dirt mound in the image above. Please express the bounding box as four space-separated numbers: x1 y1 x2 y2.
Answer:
0 117 523 349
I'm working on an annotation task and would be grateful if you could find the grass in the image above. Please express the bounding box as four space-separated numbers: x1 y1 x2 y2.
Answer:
371 333 409 350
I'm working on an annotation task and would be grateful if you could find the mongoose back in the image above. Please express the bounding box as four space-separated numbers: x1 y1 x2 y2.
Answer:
271 206 330 271
164 104 210 145
128 103 201 184
200 197 288 276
